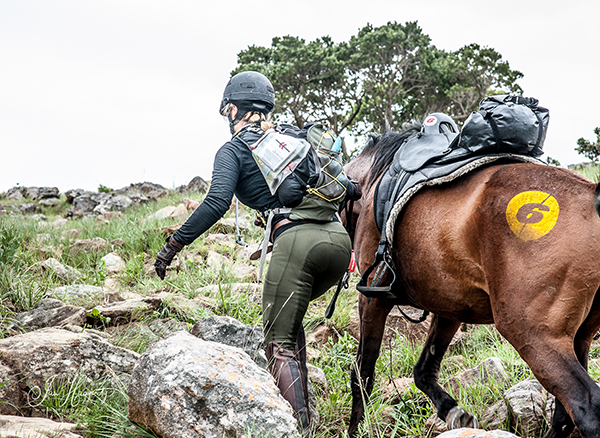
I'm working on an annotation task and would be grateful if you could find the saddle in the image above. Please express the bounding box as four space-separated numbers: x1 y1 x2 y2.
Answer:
360 113 545 297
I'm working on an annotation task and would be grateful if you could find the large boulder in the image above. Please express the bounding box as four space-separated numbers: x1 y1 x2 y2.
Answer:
128 331 299 438
191 315 266 368
0 328 139 415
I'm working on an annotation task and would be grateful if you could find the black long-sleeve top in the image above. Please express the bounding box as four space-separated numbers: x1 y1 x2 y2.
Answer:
172 124 283 246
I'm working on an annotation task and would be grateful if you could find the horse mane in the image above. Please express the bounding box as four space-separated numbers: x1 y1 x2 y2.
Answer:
363 123 421 189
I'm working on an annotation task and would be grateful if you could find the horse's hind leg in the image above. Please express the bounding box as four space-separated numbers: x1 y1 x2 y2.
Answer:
496 314 600 438
348 295 395 437
413 315 480 428
545 294 600 438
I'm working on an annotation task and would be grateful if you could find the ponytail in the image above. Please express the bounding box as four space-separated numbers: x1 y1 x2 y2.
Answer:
241 111 273 131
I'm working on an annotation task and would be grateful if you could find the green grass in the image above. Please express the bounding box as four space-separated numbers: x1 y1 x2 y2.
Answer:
2 182 597 438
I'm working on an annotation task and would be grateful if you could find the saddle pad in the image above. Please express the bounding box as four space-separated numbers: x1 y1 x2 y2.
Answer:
384 154 544 245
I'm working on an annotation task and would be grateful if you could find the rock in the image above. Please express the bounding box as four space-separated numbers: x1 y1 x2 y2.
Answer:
128 331 299 438
70 237 109 253
64 188 87 203
424 415 448 434
383 377 415 404
219 217 251 233
183 198 200 211
191 316 266 368
41 258 82 282
0 415 83 438
147 205 177 221
31 213 48 221
47 218 69 227
93 194 132 214
448 357 508 394
100 252 126 274
47 284 105 306
505 379 547 437
10 203 39 215
89 296 163 325
10 298 86 331
69 193 99 216
232 263 257 280
177 176 209 194
111 238 126 246
37 187 60 200
115 182 168 199
6 187 24 200
206 251 229 270
481 399 509 430
107 318 189 349
62 228 80 239
0 328 139 415
307 363 328 390
171 203 189 222
39 197 60 206
436 428 520 437
205 233 236 248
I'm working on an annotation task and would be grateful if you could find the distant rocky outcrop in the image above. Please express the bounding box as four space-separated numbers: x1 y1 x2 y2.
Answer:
177 175 209 194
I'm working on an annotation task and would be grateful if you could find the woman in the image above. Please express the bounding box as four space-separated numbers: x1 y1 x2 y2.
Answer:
154 71 357 432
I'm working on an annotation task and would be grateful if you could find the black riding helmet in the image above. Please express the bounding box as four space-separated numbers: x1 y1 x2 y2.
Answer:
219 71 275 133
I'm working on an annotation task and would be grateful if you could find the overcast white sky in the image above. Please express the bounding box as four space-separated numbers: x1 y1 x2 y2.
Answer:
1 0 599 193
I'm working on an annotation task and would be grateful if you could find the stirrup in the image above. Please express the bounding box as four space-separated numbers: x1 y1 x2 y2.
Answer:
356 243 396 296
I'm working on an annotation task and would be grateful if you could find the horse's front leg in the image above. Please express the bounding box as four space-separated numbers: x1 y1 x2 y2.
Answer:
348 295 395 437
413 315 480 428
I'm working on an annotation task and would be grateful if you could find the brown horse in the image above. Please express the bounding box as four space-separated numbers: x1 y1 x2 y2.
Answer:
343 129 600 438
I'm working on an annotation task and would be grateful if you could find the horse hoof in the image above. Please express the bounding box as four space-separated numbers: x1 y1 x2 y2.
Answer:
446 406 480 429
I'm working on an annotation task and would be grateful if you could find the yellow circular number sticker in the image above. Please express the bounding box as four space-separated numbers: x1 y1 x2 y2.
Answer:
506 191 559 241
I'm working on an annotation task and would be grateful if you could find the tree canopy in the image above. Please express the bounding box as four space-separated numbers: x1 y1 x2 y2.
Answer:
575 127 600 162
233 21 523 136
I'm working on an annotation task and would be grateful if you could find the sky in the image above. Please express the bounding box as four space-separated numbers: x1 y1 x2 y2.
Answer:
1 0 599 194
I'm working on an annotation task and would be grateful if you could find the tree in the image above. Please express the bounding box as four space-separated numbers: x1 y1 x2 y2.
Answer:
232 22 524 136
233 36 360 133
575 127 600 162
346 21 433 133
416 44 524 124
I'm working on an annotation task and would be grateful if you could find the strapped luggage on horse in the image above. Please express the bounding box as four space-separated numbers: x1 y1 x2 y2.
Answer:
358 96 550 297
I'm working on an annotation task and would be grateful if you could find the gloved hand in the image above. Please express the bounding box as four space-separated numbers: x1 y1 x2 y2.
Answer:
154 235 184 280
348 180 363 201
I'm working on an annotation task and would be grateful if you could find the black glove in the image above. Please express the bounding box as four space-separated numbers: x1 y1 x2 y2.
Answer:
348 180 363 201
154 235 184 280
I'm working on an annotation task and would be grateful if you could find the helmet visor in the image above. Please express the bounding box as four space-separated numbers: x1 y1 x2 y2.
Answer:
220 103 233 118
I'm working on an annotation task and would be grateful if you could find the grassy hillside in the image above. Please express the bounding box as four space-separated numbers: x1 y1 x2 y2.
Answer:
1 178 600 437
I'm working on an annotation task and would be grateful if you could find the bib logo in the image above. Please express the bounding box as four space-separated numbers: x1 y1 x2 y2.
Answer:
506 191 559 241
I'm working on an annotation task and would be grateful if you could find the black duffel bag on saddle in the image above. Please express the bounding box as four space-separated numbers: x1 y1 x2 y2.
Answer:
454 94 550 157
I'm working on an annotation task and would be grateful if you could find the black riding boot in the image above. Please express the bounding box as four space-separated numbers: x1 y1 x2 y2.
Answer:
265 341 310 433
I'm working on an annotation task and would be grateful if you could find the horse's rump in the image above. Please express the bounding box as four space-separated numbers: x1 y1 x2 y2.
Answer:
393 162 600 325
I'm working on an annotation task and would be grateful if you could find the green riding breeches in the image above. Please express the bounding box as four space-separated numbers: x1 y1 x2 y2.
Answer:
262 221 352 350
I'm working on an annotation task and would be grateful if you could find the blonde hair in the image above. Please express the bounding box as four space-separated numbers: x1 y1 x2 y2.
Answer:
240 111 273 131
